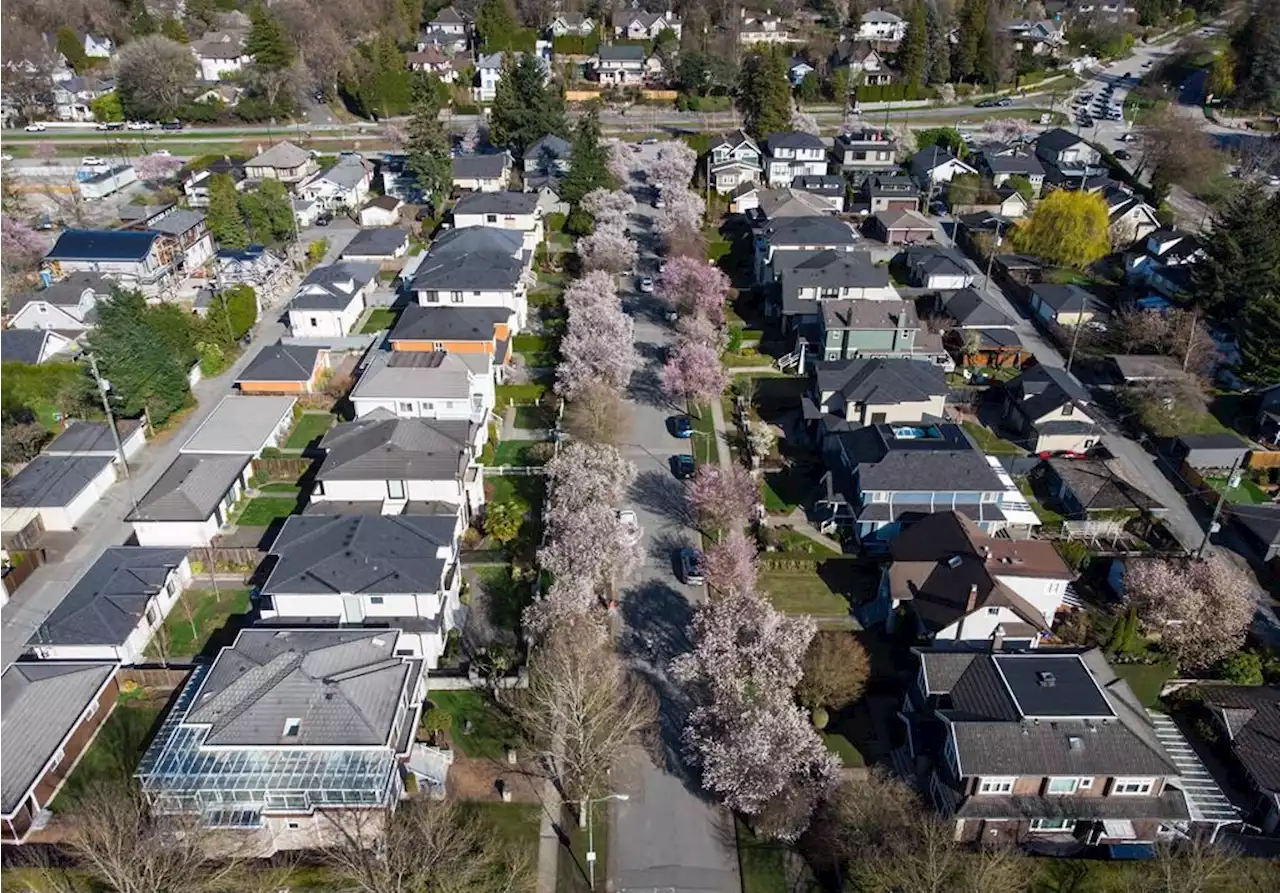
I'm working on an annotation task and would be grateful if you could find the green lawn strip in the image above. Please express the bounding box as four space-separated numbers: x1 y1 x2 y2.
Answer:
557 804 607 893
1016 477 1066 526
960 420 1024 455
235 496 301 526
258 481 302 494
493 440 547 466
359 308 399 333
690 403 719 466
512 334 557 367
51 703 163 813
474 565 536 635
821 731 866 768
461 802 540 859
513 404 555 429
495 383 549 413
772 528 840 555
484 475 545 512
736 818 805 893
762 466 816 514
426 691 523 761
146 588 252 659
1206 475 1270 505
758 561 875 627
284 412 335 450
1111 660 1177 709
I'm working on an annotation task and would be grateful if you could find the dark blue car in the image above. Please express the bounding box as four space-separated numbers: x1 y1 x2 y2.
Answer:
672 454 695 479
673 416 693 438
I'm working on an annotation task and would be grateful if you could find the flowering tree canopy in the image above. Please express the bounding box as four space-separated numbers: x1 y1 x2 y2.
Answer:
577 223 636 274
1126 555 1257 670
581 188 635 231
544 442 635 516
686 464 760 533
657 188 705 238
659 256 731 324
1 214 47 274
382 122 408 149
701 529 759 597
606 140 634 184
557 297 640 398
659 340 729 407
562 271 618 315
675 312 728 353
649 141 698 194
133 153 184 182
791 109 821 136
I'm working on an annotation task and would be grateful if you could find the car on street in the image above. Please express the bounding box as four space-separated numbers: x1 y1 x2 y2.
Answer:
24 122 46 132
1114 149 1132 160
126 121 152 130
672 454 695 479
160 120 183 131
638 275 654 293
34 216 54 231
653 195 665 209
81 156 107 167
641 137 658 145
997 97 1013 107
315 212 334 226
617 509 643 545
673 416 694 438
975 98 999 108
96 121 123 131
152 149 171 157
678 547 704 586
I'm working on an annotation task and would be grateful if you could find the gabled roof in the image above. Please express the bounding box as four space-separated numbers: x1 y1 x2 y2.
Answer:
312 155 370 190
248 141 311 170
873 207 934 231
760 215 859 247
834 423 1004 492
910 147 976 177
45 419 142 455
430 225 524 257
46 229 158 262
765 131 827 153
238 343 323 383
1007 364 1091 419
128 453 252 522
317 411 472 483
1030 282 1108 315
263 514 457 596
411 249 524 291
1036 127 1088 155
452 191 540 216
289 261 379 309
351 350 479 401
1196 684 1280 793
28 546 187 648
776 248 887 288
524 133 572 162
339 229 408 260
10 273 112 310
0 330 67 365
709 130 760 154
942 288 1015 328
186 629 416 747
905 246 971 277
453 153 510 180
148 209 205 236
599 43 647 62
816 357 948 404
756 188 832 219
2 454 114 508
1045 458 1163 512
390 305 511 342
431 5 467 26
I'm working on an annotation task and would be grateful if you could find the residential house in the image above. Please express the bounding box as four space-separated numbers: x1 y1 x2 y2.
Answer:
0 330 76 365
869 511 1074 643
1003 366 1099 455
409 226 530 328
52 75 112 123
860 175 922 214
903 246 975 290
1108 354 1185 386
406 46 462 82
285 262 379 338
1007 19 1066 54
904 648 1189 844
817 422 1020 544
1197 685 1280 833
236 344 329 395
764 132 829 188
421 5 471 53
78 165 138 201
1035 128 1104 177
1 455 117 536
180 395 297 457
389 304 514 368
742 185 835 218
82 33 114 58
340 229 410 266
1230 506 1280 568
789 57 815 86
950 186 1029 220
25 547 192 663
429 6 470 36
754 215 861 286
181 157 247 208
245 141 317 184
808 358 948 437
297 154 373 211
706 130 764 195
910 147 979 189
45 419 147 466
739 12 793 44
134 629 426 848
1041 457 1165 525
831 39 890 85
475 51 550 102
594 44 648 86
350 351 496 431
191 31 252 81
1102 186 1161 246
867 208 936 245
311 413 483 514
258 514 463 664
792 175 847 212
524 134 572 187
128 453 254 547
977 142 1046 195
360 195 404 227
938 288 1027 368
43 230 172 293
451 191 543 245
5 273 109 334
1029 283 1109 327
612 10 681 40
1 661 120 844
1170 433 1251 472
819 299 950 368
768 247 896 336
1123 229 1202 299
857 9 907 42
548 13 595 36
452 153 512 192
212 245 289 299
834 129 898 178
131 209 216 274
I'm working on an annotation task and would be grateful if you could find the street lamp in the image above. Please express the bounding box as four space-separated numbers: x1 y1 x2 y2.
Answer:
584 792 630 891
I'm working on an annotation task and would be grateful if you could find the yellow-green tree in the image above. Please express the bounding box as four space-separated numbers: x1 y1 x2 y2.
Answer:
1010 190 1111 269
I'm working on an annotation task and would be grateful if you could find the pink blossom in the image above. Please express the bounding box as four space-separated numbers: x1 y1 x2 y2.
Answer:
606 140 634 184
660 256 730 325
701 530 759 596
676 313 727 352
657 188 705 238
582 188 635 231
133 153 184 182
34 141 57 160
382 122 408 149
577 223 636 274
523 577 602 637
544 442 636 520
790 111 821 136
659 340 728 407
1 213 48 273
1126 555 1257 670
649 140 698 195
556 297 639 398
685 464 759 532
562 270 619 315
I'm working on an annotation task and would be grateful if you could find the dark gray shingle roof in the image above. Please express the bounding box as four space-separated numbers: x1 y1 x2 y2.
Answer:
2 455 114 508
816 357 948 404
128 453 251 522
390 305 510 342
317 413 472 482
452 154 510 180
340 229 408 260
834 423 1003 492
942 288 1015 328
238 344 322 383
452 191 539 216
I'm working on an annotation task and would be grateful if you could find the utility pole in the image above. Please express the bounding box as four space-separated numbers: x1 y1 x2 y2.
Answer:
983 218 1004 288
1065 293 1087 374
84 351 138 510
1196 456 1240 560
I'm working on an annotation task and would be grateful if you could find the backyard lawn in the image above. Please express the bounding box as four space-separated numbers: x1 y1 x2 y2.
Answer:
462 802 540 860
1111 661 1176 709
1017 477 1066 526
359 308 399 333
426 691 523 761
1207 475 1270 506
235 496 300 526
495 383 549 412
513 404 556 429
145 588 252 659
762 465 817 514
285 412 335 450
691 404 719 466
485 475 545 513
961 421 1023 455
512 334 557 367
758 560 875 626
52 702 163 812
491 440 548 467
821 731 866 767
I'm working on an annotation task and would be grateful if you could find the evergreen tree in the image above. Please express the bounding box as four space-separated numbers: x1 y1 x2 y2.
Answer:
86 289 196 425
476 0 519 50
953 0 987 82
559 109 613 206
490 53 566 156
1189 184 1280 321
925 4 951 85
798 71 821 102
846 0 863 31
900 2 929 90
207 174 248 250
1233 0 1280 109
738 47 791 142
56 27 89 73
160 18 189 44
246 6 295 71
1238 291 1280 385
405 88 452 208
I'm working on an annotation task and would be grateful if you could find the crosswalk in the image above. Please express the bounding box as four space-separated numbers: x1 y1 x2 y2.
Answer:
1146 710 1241 822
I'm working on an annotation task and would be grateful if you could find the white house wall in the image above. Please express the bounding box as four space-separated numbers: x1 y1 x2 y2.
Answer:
132 515 220 547
288 295 364 338
997 575 1069 627
314 478 466 505
934 606 1040 645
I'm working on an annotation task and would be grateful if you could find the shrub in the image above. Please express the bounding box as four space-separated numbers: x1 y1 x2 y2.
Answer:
1213 650 1264 685
811 707 829 730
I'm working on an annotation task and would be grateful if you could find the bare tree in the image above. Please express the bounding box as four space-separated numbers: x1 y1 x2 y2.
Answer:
115 35 198 120
516 616 657 815
1144 834 1249 893
323 797 533 893
563 379 632 446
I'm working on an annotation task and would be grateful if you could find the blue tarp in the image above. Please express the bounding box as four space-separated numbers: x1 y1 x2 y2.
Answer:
1105 843 1157 860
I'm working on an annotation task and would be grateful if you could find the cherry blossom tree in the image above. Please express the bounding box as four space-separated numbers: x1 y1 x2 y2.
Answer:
746 420 777 459
701 529 759 597
606 140 634 184
582 187 635 230
659 340 729 409
685 464 760 534
458 121 482 155
791 109 821 136
675 313 728 353
983 118 1034 143
562 270 619 314
524 576 601 638
544 442 635 516
657 188 705 238
649 140 698 195
557 298 640 398
382 122 408 149
1 213 47 275
659 256 731 324
1126 554 1257 670
577 223 636 274
34 141 58 161
133 153 184 182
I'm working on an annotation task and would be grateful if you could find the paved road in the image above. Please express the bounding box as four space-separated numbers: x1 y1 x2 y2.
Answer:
608 145 740 893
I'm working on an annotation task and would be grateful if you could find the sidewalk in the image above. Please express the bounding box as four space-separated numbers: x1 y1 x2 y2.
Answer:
708 399 733 471
781 508 844 553
535 776 563 893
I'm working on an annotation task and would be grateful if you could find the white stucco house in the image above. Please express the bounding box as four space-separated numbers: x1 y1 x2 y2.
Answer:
285 262 379 338
191 31 252 82
6 273 109 333
350 351 495 437
128 453 254 547
857 9 907 43
296 155 373 212
2 455 117 536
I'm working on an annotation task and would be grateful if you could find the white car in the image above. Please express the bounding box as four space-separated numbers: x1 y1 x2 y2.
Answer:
617 509 643 546
81 156 107 167
638 276 654 293
152 149 171 157
1 153 12 162
126 121 152 131
24 122 46 132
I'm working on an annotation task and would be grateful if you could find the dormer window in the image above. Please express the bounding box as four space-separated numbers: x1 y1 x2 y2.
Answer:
283 718 301 738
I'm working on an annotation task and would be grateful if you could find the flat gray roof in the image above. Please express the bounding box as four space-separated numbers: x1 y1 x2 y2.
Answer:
1 454 114 508
180 395 297 455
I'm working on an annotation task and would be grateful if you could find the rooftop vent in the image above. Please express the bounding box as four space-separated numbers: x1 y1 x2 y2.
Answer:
1037 671 1057 688
372 636 387 647
1068 736 1084 751
947 555 963 569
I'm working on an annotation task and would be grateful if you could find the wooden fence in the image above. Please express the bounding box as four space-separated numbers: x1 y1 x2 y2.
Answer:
1247 449 1280 469
121 666 194 692
189 546 266 573
253 457 314 480
2 515 45 552
2 550 44 598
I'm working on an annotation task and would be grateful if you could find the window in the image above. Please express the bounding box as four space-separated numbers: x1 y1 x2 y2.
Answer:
398 401 414 414
450 291 464 303
987 607 1001 616
1029 818 1075 832
387 480 406 500
370 596 384 605
283 718 301 738
1078 777 1094 789
420 401 434 413
1112 777 1155 795
309 316 319 327
1046 777 1079 795
1061 403 1075 416
287 821 301 830
978 777 1015 794
426 290 440 303
50 748 65 770
84 700 98 720
165 580 176 597
486 214 498 223
472 291 481 296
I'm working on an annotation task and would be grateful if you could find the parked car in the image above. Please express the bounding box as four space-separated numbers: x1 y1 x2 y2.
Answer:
678 547 704 586
1114 149 1132 160
641 137 658 145
617 509 643 546
975 98 999 108
96 121 122 131
673 416 693 438
160 120 183 131
638 276 654 293
672 454 695 480
152 149 171 157
997 97 1013 107
653 195 665 209
126 120 152 131
315 212 334 227
81 156 107 167
24 122 46 132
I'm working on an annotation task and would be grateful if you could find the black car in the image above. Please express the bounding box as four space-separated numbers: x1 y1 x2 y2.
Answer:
315 212 334 227
160 120 183 131
1114 149 1132 161
672 454 695 480
975 98 998 108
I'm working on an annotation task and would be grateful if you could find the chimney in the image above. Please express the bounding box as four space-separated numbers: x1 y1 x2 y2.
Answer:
965 583 979 613
990 624 1005 652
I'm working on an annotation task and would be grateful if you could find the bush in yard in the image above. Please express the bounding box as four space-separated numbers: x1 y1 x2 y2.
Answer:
1213 650 1264 686
811 706 829 730
483 501 523 545
797 632 870 712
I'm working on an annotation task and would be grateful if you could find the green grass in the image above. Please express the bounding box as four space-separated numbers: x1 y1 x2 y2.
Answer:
690 404 719 466
495 383 549 412
235 496 300 526
52 703 163 812
1111 660 1177 709
490 440 547 467
772 529 840 555
513 404 555 429
736 818 820 893
821 731 866 767
258 481 302 493
426 691 523 760
145 588 252 659
558 803 607 893
1206 475 1270 506
762 466 816 514
284 412 335 450
485 475 545 513
961 421 1024 455
758 561 875 626
462 802 540 858
360 308 399 333
512 334 557 367
475 565 537 633
1017 477 1066 526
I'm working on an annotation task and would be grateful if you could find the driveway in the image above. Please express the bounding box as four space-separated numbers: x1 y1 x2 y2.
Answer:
609 149 741 893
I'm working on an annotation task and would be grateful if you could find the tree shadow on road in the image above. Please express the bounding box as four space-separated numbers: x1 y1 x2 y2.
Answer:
627 362 669 408
631 469 691 524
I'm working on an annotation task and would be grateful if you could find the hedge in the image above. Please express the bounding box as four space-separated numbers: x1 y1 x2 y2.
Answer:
854 83 937 103
552 33 600 55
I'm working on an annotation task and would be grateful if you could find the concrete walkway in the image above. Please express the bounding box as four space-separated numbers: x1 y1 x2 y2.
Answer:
781 509 845 553
708 398 733 471
500 404 552 442
535 776 563 893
